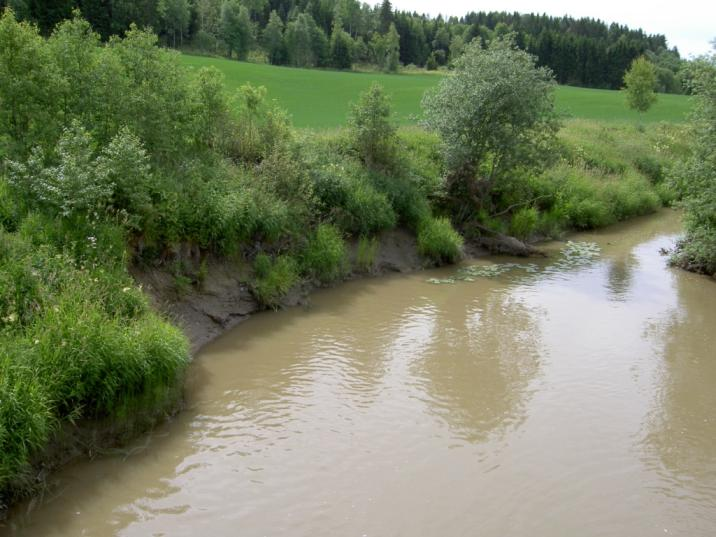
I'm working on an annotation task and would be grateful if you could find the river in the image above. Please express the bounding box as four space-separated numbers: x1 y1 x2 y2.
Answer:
3 209 715 536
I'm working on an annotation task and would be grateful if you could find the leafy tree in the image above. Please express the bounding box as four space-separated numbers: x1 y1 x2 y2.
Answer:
422 37 559 218
0 8 59 154
425 51 438 70
285 12 315 67
158 0 190 48
333 0 360 36
348 82 397 170
242 0 267 21
7 121 113 217
383 22 400 72
220 0 254 59
671 45 716 274
449 34 465 64
285 12 326 67
262 10 285 64
378 0 392 34
624 56 658 113
329 18 353 69
195 0 222 35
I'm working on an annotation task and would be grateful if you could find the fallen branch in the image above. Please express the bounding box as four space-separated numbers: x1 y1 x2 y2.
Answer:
468 222 547 257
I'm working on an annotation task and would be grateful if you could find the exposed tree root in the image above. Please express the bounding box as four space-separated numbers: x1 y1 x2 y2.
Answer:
469 223 547 257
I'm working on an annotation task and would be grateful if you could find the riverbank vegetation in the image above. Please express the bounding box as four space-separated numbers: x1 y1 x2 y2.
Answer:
670 45 716 276
0 8 692 509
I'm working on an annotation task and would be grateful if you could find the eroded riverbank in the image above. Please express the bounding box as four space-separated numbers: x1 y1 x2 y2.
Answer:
3 209 716 536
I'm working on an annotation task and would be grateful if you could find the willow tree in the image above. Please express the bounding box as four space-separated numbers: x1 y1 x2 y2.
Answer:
422 36 559 222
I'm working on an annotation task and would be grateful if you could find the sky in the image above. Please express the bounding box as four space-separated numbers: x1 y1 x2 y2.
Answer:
390 0 715 57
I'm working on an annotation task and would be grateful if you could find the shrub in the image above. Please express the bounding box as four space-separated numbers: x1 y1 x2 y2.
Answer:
670 49 716 275
417 216 463 263
340 178 397 235
671 225 716 275
0 229 190 500
302 223 347 283
256 147 316 217
348 83 398 170
251 254 300 308
560 197 613 230
509 207 539 240
634 155 664 183
230 84 292 162
0 178 21 232
603 173 660 220
369 170 431 230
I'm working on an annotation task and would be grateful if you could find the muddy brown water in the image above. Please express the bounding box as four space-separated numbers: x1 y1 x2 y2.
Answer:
3 209 716 536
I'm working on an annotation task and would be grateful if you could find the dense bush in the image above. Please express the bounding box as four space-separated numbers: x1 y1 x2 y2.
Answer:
348 83 398 171
417 217 464 263
0 230 189 501
509 207 540 240
670 48 716 275
251 254 300 308
302 223 347 283
422 36 559 222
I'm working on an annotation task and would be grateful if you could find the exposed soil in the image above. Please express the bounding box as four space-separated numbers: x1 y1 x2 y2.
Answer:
134 229 440 354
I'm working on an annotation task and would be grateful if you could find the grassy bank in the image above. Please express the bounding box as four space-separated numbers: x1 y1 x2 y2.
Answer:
178 54 693 128
0 9 690 510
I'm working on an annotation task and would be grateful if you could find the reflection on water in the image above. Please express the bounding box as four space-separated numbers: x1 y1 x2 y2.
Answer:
605 251 639 301
3 209 716 537
420 291 542 444
644 263 716 510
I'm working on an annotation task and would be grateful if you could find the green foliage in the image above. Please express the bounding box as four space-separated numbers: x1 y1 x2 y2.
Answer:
633 155 664 184
251 253 299 308
348 83 398 171
382 23 400 73
539 163 661 230
340 177 397 235
509 207 539 240
671 49 716 275
230 83 292 162
158 0 190 48
0 9 59 155
306 149 397 236
330 20 353 69
0 178 21 231
220 0 254 60
302 223 347 283
624 56 658 113
285 12 327 68
422 36 559 220
417 216 463 263
355 236 379 273
6 1 686 91
262 10 285 65
0 229 189 501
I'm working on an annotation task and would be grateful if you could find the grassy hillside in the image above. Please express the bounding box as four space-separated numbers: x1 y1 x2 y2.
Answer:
179 54 692 128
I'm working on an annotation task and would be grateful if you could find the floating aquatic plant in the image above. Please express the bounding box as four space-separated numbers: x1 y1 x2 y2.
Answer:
426 241 601 284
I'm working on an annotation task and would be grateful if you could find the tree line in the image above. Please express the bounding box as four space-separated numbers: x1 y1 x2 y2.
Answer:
1 0 686 91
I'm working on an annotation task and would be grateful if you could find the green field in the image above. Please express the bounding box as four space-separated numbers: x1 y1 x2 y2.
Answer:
180 54 692 128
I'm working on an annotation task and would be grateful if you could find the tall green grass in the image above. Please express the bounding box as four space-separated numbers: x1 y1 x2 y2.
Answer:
0 221 189 504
